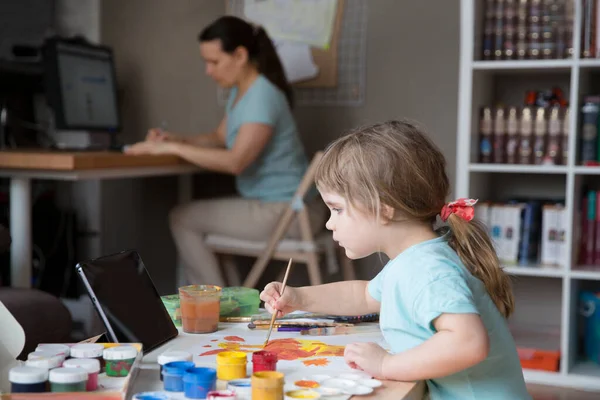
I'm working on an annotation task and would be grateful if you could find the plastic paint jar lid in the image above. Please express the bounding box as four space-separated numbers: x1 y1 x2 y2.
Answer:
132 392 172 400
103 345 138 360
9 367 49 384
158 351 193 366
163 361 195 375
25 354 63 369
35 344 70 358
206 389 237 398
252 351 277 363
70 343 104 358
217 351 247 365
49 367 88 384
27 350 57 361
63 358 101 374
182 367 217 383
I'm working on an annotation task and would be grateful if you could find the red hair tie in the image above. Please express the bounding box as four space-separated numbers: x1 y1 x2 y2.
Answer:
440 198 478 222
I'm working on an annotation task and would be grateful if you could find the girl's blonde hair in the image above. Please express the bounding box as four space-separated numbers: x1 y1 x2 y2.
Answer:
315 120 514 318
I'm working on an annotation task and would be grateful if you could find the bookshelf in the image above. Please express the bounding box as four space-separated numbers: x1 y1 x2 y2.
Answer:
457 0 600 391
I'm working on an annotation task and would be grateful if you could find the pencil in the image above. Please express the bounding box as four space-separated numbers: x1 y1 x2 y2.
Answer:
263 258 292 348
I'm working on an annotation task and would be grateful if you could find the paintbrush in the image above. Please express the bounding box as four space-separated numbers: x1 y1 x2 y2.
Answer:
263 258 292 348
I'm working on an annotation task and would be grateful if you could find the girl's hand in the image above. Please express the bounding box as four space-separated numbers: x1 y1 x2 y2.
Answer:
260 282 301 317
344 342 390 379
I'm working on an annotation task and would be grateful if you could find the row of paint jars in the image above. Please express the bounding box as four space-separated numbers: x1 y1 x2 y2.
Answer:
9 343 138 393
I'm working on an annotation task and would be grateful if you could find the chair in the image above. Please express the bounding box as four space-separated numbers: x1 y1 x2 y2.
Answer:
205 151 356 288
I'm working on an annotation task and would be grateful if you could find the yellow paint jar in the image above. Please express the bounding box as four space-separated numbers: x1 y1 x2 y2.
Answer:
252 371 284 400
216 351 247 380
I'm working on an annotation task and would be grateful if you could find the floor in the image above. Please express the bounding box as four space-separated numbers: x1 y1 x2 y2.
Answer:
528 384 600 400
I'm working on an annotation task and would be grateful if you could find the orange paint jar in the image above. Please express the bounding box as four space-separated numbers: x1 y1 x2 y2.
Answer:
179 285 222 334
252 371 284 400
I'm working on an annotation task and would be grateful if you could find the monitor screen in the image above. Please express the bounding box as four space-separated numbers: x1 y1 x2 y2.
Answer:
76 250 178 354
43 37 120 131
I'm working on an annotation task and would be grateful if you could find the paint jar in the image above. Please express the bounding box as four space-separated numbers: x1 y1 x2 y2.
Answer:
162 361 195 392
207 389 237 399
132 391 172 400
216 351 247 380
9 366 48 393
49 367 88 393
251 371 284 400
182 367 217 399
157 350 193 381
63 358 100 391
161 294 182 327
103 345 138 377
179 285 221 333
252 351 277 373
227 378 252 399
35 344 70 359
220 287 260 317
285 389 321 399
25 352 63 370
70 343 105 371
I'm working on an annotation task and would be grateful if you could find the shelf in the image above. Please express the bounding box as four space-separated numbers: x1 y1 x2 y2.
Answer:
504 265 565 278
571 268 600 281
469 164 568 174
574 166 600 175
472 59 573 72
570 361 600 379
578 59 600 69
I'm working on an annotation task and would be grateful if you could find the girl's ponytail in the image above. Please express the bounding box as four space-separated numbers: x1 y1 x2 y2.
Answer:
254 27 294 108
446 213 515 318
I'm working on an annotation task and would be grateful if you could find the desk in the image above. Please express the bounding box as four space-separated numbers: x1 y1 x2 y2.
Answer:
0 150 202 288
129 324 426 399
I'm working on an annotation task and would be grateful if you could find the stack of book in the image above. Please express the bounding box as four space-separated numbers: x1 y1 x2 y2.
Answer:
476 199 567 267
481 0 573 60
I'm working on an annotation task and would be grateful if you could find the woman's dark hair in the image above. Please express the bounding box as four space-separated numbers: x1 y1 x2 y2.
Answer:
199 16 294 108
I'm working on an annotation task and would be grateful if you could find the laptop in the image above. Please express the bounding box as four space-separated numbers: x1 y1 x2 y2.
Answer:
75 249 178 354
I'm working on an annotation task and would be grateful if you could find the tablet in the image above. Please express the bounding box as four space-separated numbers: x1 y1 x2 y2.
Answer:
75 249 178 353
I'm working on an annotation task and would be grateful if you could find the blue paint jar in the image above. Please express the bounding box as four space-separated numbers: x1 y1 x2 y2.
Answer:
132 391 172 400
183 367 217 399
9 366 48 393
162 361 195 392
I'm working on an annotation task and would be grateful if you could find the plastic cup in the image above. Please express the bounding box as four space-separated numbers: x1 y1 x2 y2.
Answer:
179 285 222 334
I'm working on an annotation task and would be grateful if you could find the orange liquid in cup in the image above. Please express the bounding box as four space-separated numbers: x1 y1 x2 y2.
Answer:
179 285 221 334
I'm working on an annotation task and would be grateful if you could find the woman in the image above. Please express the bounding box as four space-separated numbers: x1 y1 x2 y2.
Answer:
126 16 325 287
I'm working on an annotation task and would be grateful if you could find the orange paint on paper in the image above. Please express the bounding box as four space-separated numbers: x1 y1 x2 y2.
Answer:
203 345 211 348
224 336 245 342
199 338 344 366
295 380 320 388
302 358 330 367
211 339 219 342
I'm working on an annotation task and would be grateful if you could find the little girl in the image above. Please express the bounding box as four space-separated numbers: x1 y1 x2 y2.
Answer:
260 120 531 399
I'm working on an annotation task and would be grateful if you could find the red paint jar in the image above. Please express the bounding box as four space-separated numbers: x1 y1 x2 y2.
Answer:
252 351 277 373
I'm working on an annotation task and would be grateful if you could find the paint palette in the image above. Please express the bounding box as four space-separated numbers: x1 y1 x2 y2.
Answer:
288 373 382 397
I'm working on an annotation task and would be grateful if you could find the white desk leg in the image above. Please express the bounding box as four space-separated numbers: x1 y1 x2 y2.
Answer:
9 177 32 288
176 174 193 288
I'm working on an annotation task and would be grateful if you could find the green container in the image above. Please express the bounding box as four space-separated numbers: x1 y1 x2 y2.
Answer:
220 287 260 317
161 294 182 327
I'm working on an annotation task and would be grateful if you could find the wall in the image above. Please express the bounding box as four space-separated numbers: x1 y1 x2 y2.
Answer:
100 0 460 288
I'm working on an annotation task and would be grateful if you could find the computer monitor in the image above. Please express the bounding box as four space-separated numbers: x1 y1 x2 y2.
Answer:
42 37 121 132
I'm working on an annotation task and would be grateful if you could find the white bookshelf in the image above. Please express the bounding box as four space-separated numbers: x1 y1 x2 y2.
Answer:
457 0 600 391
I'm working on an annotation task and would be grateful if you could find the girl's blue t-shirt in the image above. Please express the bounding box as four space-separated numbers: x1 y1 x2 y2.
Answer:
226 75 308 202
368 236 531 400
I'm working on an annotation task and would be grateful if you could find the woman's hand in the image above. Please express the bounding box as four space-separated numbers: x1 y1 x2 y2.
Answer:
344 342 390 379
146 128 182 143
260 282 302 317
124 140 177 155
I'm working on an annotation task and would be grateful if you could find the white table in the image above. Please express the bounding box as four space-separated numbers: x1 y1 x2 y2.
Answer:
129 323 425 399
0 150 201 288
